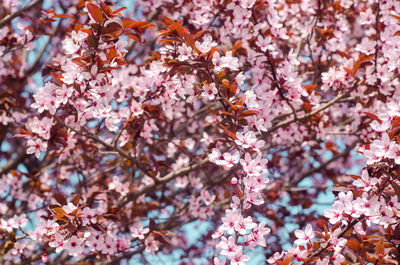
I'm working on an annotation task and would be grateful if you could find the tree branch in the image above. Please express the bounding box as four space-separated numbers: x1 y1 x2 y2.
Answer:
265 80 361 135
0 0 43 28
0 150 28 175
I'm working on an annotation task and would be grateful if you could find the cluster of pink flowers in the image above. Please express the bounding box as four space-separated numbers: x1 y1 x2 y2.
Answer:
29 201 149 258
3 0 400 264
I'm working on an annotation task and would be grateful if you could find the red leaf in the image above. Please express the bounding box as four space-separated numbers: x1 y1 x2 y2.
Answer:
54 192 67 206
228 82 238 98
346 238 360 252
149 218 156 231
364 112 382 123
235 187 243 199
125 32 142 42
376 238 384 257
239 110 259 118
392 182 400 198
168 20 185 37
102 22 123 37
14 128 34 138
390 14 400 22
302 84 318 94
302 102 312 113
343 67 354 75
112 7 127 16
122 18 154 29
53 14 74 18
193 29 211 40
87 3 104 24
52 207 65 216
221 125 237 140
316 220 327 231
99 1 113 17
70 194 81 205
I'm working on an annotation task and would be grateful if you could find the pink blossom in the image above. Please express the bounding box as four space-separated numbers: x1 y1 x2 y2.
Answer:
145 234 159 255
115 39 128 55
27 138 47 158
214 257 226 265
65 235 84 256
235 131 257 149
255 35 273 52
131 222 149 240
202 83 218 100
49 233 66 253
353 170 378 191
219 151 240 170
294 224 314 245
212 51 240 72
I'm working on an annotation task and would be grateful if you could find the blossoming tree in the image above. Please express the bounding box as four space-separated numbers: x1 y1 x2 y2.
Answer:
0 0 400 264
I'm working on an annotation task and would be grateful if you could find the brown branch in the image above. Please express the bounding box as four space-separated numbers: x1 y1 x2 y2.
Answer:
54 116 149 176
290 141 359 187
0 150 28 175
0 0 43 28
25 19 62 75
265 80 361 135
120 157 210 205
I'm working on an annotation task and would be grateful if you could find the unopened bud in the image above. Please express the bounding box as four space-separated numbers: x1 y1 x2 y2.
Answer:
41 254 48 263
231 177 238 185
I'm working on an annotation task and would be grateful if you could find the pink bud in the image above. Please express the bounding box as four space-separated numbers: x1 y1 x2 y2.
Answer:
231 177 238 185
41 254 48 263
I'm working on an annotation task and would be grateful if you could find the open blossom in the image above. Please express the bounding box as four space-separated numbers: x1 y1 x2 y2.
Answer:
255 35 273 52
217 236 241 259
109 176 129 196
294 224 314 245
131 222 149 240
27 138 47 158
202 82 218 100
353 170 378 191
364 144 382 165
145 235 159 255
235 131 257 149
49 233 66 253
209 148 225 165
221 209 240 234
200 189 216 206
287 246 308 262
355 38 376 55
372 133 392 158
214 257 226 265
231 249 250 265
63 30 88 54
234 216 256 235
177 43 193 61
267 252 285 264
212 51 240 72
102 236 118 255
115 39 128 55
196 35 217 53
86 235 105 252
64 235 84 256
359 8 375 25
219 151 240 170
324 201 344 224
